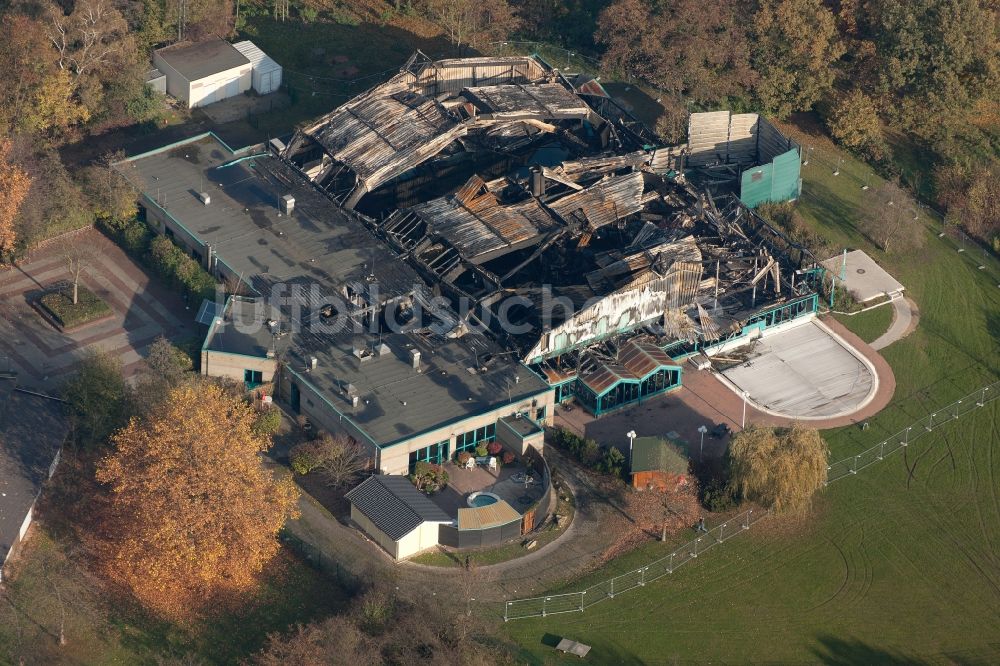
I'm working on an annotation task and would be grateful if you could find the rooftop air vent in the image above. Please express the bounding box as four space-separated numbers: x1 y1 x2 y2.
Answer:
280 194 295 215
199 192 211 205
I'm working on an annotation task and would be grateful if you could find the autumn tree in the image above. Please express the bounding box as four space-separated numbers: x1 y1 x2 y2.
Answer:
95 382 299 619
729 424 828 514
824 89 886 160
81 151 138 222
934 162 1000 243
751 0 844 117
861 0 1000 149
0 139 31 259
861 181 926 253
596 0 753 105
424 0 520 53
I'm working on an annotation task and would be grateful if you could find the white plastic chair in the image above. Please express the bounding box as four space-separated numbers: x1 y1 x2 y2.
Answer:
488 456 498 471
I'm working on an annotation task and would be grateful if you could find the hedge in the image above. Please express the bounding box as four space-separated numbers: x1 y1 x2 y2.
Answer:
99 216 217 304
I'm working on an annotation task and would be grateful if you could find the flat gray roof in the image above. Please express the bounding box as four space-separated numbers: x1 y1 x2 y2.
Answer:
125 134 550 448
0 380 68 564
155 39 250 82
720 319 877 419
821 250 904 302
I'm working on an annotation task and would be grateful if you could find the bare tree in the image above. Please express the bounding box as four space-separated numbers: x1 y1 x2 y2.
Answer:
47 0 131 82
59 238 95 305
317 433 368 489
424 0 519 53
860 181 925 254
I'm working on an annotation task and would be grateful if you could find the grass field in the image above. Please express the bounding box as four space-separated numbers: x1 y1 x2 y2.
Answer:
834 303 894 344
503 123 1000 663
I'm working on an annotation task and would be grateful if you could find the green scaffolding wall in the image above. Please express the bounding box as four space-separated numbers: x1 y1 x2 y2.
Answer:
740 148 802 208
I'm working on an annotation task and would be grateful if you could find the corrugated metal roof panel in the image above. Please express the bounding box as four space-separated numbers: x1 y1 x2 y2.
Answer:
457 500 521 530
346 475 452 541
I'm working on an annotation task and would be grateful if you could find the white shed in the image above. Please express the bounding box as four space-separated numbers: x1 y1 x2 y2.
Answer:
345 475 452 560
152 39 252 108
233 41 283 95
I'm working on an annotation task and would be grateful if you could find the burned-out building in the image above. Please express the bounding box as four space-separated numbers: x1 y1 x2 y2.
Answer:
119 52 821 473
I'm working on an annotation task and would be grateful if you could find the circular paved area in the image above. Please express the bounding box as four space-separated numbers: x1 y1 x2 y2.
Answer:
716 318 879 421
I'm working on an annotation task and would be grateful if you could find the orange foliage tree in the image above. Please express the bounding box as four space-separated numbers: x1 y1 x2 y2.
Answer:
0 138 31 258
95 382 299 619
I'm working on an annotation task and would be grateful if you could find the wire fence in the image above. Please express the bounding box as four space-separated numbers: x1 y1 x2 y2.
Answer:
503 380 1000 620
826 382 999 482
280 529 364 594
503 507 768 620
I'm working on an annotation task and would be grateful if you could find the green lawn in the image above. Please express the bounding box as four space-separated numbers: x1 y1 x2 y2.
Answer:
834 303 894 344
503 124 1000 663
37 284 112 329
236 16 453 136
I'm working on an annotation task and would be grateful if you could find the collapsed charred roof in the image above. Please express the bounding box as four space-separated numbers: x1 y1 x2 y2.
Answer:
276 52 820 384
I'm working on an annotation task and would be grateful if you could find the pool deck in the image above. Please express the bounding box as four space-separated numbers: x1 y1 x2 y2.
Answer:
428 463 544 518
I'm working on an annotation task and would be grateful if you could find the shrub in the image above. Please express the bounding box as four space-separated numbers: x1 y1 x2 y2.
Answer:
38 283 112 329
487 441 502 456
475 443 488 457
501 451 515 465
410 462 449 493
252 408 282 437
289 440 327 475
456 451 472 465
580 439 601 466
598 447 627 478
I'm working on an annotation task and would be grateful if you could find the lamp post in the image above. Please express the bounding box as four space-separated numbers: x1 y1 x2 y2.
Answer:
741 390 749 429
697 425 708 461
627 430 637 470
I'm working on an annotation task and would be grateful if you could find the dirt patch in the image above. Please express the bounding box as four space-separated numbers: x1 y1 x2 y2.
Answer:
294 471 351 520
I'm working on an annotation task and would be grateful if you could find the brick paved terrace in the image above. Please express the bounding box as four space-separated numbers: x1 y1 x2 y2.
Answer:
0 228 194 392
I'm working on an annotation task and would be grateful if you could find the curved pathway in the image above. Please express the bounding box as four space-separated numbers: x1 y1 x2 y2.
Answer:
283 448 628 604
871 296 920 351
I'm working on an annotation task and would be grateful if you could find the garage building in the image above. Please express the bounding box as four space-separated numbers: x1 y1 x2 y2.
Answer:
153 38 252 108
233 41 283 95
346 475 452 560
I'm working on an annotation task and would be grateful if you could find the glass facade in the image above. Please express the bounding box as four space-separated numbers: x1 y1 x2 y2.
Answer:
576 367 681 417
455 423 496 453
408 440 449 472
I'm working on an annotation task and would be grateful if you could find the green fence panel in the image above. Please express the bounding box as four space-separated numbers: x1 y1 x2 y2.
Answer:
740 148 801 207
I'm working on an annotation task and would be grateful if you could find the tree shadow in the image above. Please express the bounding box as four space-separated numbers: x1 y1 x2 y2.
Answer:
811 634 927 665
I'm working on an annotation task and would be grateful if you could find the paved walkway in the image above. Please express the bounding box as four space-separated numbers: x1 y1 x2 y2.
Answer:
871 296 920 351
555 315 896 451
0 228 192 391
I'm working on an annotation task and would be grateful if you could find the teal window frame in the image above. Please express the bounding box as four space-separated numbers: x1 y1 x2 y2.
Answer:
455 423 496 453
244 369 263 388
408 440 450 473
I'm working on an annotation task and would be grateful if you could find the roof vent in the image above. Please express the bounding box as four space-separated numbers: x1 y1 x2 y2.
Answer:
309 356 318 370
351 395 360 408
376 342 391 357
280 194 295 215
199 192 211 205
411 349 421 372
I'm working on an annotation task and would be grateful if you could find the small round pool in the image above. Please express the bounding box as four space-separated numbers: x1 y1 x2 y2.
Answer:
467 491 501 508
